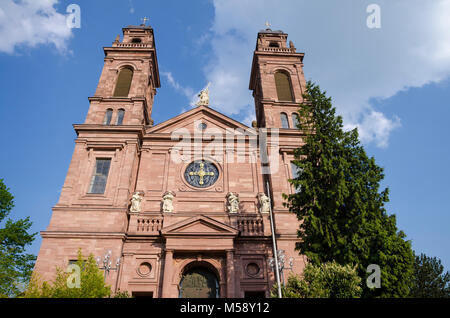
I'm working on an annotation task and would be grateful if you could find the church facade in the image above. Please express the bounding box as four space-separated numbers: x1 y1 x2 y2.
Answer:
34 23 308 298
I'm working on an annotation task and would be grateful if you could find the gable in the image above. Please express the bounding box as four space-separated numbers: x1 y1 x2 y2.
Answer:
146 105 255 136
161 215 239 237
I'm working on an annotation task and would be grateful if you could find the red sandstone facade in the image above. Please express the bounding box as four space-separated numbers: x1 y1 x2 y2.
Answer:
34 23 308 298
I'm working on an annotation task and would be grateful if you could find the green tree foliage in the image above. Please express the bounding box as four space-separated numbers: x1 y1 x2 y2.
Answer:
113 289 131 298
0 179 36 297
23 249 111 298
410 253 450 298
272 262 362 298
283 81 414 297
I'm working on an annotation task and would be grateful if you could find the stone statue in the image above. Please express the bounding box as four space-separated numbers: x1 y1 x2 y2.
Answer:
289 40 295 49
195 83 211 106
130 192 143 212
162 191 175 213
258 192 270 213
226 192 239 213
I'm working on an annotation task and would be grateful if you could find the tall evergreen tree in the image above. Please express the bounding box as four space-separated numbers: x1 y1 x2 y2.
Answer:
410 253 450 298
0 179 36 297
284 81 414 297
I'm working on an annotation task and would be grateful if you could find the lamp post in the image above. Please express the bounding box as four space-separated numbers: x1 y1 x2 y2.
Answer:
96 250 121 282
268 249 294 286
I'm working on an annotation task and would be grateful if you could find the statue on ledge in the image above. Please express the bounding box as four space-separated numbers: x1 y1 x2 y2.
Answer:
258 192 270 213
226 192 239 213
162 191 175 213
130 192 143 212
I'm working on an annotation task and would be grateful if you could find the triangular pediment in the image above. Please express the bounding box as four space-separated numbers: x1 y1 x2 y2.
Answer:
161 215 239 237
146 105 255 136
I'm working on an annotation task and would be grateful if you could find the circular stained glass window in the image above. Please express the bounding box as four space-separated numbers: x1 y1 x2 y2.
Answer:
184 160 219 188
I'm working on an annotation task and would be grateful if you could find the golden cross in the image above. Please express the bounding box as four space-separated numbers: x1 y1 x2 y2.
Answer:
141 17 149 25
265 21 271 28
189 162 214 185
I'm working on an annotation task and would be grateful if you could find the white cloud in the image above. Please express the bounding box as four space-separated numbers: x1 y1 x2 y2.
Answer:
205 0 450 147
161 71 197 106
128 0 135 14
346 111 401 148
0 0 73 54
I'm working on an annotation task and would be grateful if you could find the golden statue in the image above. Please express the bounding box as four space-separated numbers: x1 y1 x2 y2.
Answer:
196 83 211 106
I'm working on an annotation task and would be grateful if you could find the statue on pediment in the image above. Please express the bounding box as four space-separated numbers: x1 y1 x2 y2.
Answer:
195 82 211 106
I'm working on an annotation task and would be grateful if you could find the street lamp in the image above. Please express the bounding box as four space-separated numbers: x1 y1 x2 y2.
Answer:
96 250 121 282
268 250 293 286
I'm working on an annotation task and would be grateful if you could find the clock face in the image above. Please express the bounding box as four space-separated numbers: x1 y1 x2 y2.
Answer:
184 160 219 188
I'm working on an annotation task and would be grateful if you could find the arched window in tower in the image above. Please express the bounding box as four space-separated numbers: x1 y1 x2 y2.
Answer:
103 108 113 125
291 112 300 128
116 109 125 125
274 71 294 102
269 41 280 48
280 112 290 129
131 38 142 43
113 67 133 97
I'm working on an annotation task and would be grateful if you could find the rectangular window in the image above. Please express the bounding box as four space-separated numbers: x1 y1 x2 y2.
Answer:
88 159 111 194
290 162 301 193
290 162 299 179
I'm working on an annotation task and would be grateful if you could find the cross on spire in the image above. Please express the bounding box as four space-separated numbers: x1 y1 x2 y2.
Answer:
265 21 271 29
141 17 149 25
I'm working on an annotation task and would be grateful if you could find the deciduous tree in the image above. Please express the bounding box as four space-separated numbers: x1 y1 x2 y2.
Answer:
0 179 36 297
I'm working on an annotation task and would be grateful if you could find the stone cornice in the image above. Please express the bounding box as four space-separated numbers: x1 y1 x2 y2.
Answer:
40 231 127 240
73 124 145 138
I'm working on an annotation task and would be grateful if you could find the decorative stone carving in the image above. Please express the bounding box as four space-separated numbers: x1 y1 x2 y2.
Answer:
258 192 270 214
195 82 210 106
289 40 295 49
226 192 239 213
246 263 260 277
162 191 175 213
137 262 152 277
130 192 143 212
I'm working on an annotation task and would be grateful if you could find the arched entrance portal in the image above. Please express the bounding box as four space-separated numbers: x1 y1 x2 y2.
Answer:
179 265 220 298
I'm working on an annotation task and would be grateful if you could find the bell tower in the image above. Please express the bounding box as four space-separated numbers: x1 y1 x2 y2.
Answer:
249 27 306 129
85 23 160 126
56 22 161 216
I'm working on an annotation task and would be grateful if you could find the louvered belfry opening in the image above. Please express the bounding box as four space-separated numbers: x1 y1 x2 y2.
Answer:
113 67 133 97
274 71 294 102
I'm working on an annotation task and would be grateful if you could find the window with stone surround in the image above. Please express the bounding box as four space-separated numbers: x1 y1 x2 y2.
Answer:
290 161 302 193
113 67 133 97
116 109 125 125
274 71 294 102
103 108 113 125
88 158 111 194
291 112 300 129
280 112 290 128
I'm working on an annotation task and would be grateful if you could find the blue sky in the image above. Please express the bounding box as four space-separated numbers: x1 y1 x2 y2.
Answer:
0 0 449 272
